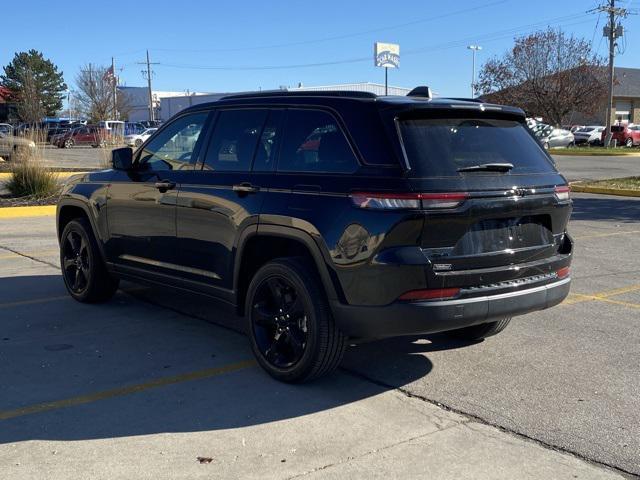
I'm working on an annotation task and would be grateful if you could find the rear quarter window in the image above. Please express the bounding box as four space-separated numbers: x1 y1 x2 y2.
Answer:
277 109 358 174
398 117 556 177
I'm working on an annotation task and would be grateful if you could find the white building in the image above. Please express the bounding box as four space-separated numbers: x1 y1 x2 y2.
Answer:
158 82 412 121
117 86 208 122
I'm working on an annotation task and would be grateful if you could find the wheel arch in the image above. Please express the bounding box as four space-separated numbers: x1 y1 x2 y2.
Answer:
57 200 108 262
234 225 343 317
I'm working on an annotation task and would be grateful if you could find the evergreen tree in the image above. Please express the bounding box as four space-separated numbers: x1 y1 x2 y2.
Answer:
1 50 67 123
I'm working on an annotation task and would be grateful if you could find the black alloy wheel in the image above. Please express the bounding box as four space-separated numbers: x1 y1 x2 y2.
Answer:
252 275 309 369
61 229 91 295
60 218 119 303
246 258 346 382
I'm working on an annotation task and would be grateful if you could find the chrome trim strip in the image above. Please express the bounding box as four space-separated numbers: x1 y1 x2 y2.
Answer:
421 277 571 307
119 254 221 279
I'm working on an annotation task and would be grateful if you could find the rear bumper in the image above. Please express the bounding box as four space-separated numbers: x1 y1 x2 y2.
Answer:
331 277 571 339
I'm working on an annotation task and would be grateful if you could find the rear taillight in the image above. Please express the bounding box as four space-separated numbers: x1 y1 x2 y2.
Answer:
351 192 468 210
554 185 570 201
556 266 570 279
398 287 461 301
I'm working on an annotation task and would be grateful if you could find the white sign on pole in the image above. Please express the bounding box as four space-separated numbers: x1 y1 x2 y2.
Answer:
374 42 400 68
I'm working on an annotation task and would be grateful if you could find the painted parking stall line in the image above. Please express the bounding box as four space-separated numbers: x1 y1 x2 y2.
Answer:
0 360 256 421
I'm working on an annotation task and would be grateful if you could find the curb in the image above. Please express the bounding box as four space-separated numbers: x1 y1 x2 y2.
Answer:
0 205 56 219
551 151 640 157
570 184 640 197
0 171 88 182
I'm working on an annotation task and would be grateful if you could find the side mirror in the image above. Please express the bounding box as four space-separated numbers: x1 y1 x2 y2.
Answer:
112 147 133 170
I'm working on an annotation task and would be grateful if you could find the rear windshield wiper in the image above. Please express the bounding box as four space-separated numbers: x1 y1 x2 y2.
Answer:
457 163 514 173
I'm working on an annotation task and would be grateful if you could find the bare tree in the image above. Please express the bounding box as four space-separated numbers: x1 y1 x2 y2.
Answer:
478 29 607 126
74 64 117 122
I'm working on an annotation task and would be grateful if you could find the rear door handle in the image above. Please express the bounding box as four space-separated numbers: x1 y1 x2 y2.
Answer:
232 183 260 194
154 180 176 192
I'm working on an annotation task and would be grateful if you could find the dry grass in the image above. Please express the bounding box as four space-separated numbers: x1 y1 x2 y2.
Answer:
578 177 640 191
6 159 59 198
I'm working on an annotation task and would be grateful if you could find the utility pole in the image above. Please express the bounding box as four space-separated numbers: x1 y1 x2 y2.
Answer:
111 57 118 120
137 50 159 122
592 0 635 147
467 45 482 98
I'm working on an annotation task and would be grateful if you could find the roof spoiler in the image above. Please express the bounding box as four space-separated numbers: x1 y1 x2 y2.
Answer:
407 86 433 99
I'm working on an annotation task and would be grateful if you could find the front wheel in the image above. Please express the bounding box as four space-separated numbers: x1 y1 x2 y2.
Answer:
60 218 119 303
626 137 634 148
135 139 143 147
64 139 74 148
245 258 346 383
543 142 550 150
446 317 512 342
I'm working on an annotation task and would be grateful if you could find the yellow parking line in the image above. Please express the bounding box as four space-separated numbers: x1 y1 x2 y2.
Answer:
573 230 640 240
0 171 87 181
0 205 56 219
0 360 256 421
568 293 640 310
563 283 640 307
0 295 69 309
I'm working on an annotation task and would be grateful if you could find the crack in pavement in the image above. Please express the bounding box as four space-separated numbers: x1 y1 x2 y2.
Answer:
340 367 639 479
0 244 59 270
284 421 468 479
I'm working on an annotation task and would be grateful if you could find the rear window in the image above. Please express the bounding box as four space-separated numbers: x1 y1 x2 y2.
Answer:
611 126 625 132
398 117 556 177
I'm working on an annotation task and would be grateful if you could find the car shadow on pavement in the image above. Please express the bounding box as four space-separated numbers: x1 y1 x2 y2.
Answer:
571 195 640 223
0 274 446 445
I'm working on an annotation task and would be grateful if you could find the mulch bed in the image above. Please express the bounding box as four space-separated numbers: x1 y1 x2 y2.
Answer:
0 192 61 207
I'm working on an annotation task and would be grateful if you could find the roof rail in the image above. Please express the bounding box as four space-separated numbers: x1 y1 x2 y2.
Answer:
447 97 484 103
221 90 378 100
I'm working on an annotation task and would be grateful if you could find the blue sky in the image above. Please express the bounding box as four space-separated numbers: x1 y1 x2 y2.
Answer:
3 0 639 96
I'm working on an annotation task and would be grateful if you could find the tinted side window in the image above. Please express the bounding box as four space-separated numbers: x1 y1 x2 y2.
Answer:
253 110 284 172
203 109 268 172
278 110 357 173
139 112 208 171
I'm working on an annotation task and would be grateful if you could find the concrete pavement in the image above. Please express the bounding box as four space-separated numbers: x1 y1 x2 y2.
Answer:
0 195 637 478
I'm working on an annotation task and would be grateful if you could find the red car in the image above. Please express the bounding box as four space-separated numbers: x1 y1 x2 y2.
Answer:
601 124 640 147
55 126 108 148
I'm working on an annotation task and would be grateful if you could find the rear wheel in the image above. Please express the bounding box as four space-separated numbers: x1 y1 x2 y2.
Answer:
447 317 512 342
543 142 550 150
245 257 346 383
60 218 119 303
625 137 634 148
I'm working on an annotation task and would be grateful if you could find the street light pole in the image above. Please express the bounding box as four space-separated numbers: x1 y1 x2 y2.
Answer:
467 45 482 98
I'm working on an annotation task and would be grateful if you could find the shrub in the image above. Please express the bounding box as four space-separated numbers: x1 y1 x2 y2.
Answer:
6 160 59 198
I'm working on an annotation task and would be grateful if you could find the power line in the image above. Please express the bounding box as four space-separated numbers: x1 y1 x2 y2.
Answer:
153 0 509 54
156 12 594 72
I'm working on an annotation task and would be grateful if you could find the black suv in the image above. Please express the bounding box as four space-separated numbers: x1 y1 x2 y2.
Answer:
57 89 573 382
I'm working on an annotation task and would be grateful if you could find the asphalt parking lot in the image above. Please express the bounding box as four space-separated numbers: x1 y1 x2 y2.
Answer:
0 193 638 479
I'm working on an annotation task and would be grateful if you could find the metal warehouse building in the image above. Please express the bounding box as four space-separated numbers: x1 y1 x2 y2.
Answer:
158 82 412 121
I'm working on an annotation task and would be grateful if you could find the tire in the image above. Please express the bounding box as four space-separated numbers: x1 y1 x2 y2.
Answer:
64 139 74 149
625 137 634 148
447 317 512 342
60 218 119 303
245 257 346 383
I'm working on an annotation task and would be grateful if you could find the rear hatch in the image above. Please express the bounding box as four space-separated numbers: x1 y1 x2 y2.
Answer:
394 108 572 286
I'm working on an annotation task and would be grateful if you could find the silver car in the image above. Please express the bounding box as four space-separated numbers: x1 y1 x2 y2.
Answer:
534 125 575 149
0 128 36 159
573 126 605 146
